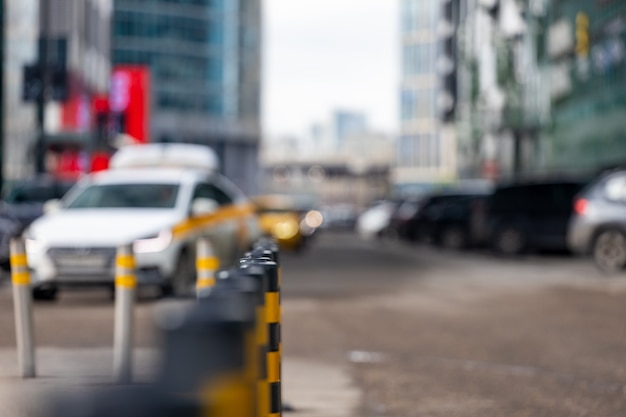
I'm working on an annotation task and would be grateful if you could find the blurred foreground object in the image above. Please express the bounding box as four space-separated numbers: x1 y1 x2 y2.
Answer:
44 240 282 417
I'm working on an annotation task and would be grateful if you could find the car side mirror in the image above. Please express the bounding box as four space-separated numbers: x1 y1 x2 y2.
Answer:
191 198 219 217
43 199 62 214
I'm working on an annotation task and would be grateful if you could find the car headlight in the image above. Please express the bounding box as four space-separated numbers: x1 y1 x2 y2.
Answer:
133 230 173 254
23 229 45 253
271 220 299 240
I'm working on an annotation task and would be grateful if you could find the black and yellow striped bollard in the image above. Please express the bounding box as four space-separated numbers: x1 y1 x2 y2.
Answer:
244 251 281 417
10 238 36 378
114 243 137 383
239 261 271 417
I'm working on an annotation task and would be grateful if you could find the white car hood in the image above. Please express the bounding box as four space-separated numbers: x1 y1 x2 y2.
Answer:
29 209 183 247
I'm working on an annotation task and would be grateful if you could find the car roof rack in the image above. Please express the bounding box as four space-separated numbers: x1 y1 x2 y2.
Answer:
110 143 220 172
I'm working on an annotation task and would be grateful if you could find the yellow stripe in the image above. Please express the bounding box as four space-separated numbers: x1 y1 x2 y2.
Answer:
12 271 30 285
196 277 216 289
200 372 254 417
172 203 256 239
266 293 280 323
116 254 136 268
197 257 220 270
10 253 28 268
267 351 280 382
115 275 137 288
257 381 269 417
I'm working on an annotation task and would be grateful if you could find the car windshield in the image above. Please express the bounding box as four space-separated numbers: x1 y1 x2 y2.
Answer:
66 184 180 209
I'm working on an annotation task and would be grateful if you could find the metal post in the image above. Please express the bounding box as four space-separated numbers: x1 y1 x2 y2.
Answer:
35 0 50 175
114 244 136 383
246 245 281 417
10 238 36 378
0 0 5 194
257 240 283 416
196 237 219 298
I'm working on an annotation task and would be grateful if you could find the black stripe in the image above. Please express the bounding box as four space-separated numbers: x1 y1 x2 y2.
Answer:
269 323 280 352
270 382 281 414
258 345 267 380
268 266 279 292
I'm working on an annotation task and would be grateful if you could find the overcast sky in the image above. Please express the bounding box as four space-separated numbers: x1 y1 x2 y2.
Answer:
262 0 400 139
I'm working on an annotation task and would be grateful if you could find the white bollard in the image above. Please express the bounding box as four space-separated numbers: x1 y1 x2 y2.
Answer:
113 243 136 383
196 237 219 298
10 238 36 378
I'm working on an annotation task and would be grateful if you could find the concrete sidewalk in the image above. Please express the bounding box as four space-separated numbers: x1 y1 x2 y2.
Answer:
0 348 360 417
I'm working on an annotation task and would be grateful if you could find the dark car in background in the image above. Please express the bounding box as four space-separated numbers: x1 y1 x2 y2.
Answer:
4 177 76 228
405 192 490 249
487 179 587 255
386 197 422 240
568 169 626 272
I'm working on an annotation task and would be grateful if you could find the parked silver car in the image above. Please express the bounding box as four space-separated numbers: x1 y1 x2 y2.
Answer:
568 170 626 272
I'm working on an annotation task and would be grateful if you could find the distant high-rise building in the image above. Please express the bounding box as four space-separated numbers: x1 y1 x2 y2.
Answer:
112 0 262 193
332 110 367 149
393 0 459 195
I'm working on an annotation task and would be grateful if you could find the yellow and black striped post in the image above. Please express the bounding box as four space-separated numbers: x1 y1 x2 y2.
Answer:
114 243 137 383
245 249 281 417
266 262 281 417
239 262 271 417
196 237 219 298
10 238 36 378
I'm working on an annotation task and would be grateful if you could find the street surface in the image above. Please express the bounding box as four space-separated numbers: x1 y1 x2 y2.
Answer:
1 231 626 416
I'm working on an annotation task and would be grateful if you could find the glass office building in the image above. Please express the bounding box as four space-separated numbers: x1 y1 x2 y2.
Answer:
112 0 261 193
394 0 459 195
543 0 626 172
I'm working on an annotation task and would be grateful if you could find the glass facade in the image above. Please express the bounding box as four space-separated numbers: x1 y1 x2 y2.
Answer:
403 43 436 76
401 88 436 120
399 0 443 175
545 0 626 171
397 134 440 168
402 0 438 33
113 1 225 117
112 0 262 194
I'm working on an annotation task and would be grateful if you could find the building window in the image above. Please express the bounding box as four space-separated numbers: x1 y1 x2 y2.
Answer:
403 42 436 76
402 0 438 33
401 89 436 120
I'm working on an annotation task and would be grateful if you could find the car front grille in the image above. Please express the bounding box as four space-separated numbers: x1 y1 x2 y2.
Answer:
48 246 117 273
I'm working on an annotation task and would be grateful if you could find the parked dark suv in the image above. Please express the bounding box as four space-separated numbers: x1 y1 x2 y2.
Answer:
402 192 490 249
487 179 587 255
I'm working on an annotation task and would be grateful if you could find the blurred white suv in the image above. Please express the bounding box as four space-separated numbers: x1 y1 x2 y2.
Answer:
24 144 261 300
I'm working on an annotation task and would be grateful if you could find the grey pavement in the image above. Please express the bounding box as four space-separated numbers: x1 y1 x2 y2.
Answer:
0 348 360 417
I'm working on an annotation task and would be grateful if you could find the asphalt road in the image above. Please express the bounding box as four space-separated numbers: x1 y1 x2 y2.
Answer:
0 231 625 416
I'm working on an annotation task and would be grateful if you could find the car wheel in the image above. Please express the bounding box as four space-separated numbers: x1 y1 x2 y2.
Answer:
493 225 525 255
33 286 58 302
593 229 626 274
438 226 467 251
163 251 196 298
